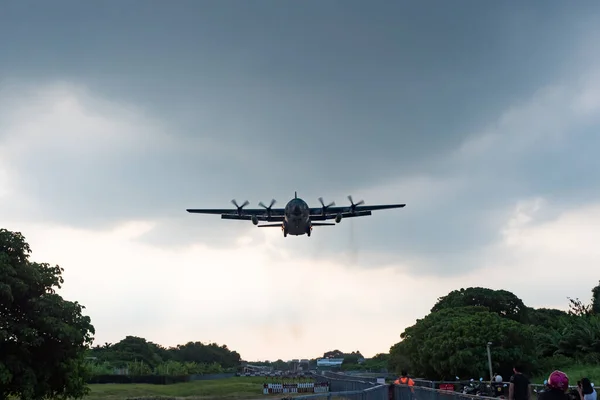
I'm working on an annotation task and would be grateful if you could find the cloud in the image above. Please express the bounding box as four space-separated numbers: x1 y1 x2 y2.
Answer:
2 218 453 360
2 58 600 279
4 193 598 360
467 198 600 309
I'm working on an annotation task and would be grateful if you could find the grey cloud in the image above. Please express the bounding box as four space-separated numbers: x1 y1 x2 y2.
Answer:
2 1 600 277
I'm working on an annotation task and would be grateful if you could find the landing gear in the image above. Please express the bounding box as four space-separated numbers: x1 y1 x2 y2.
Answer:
306 225 312 237
282 222 288 237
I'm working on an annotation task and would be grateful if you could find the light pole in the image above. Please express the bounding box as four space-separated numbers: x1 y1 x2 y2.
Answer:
486 342 493 382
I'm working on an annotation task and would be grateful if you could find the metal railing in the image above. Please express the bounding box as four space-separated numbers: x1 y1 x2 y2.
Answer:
305 371 598 400
288 372 388 400
290 372 499 400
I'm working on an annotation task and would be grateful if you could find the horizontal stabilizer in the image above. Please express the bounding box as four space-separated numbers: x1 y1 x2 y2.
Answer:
311 223 336 226
257 224 283 228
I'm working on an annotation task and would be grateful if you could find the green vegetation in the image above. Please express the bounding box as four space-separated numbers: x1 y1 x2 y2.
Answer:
531 364 600 385
87 336 241 378
1 228 95 400
388 284 600 381
83 376 298 400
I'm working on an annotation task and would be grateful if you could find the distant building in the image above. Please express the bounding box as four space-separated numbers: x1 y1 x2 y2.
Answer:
290 359 300 372
300 359 310 371
316 358 344 371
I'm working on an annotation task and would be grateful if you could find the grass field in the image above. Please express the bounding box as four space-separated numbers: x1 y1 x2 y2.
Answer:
531 364 600 385
84 376 319 400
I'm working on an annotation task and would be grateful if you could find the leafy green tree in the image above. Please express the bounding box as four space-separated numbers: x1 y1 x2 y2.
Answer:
362 353 389 372
397 306 537 380
527 307 568 329
323 349 345 358
0 228 95 400
388 343 411 374
431 287 529 323
567 297 592 316
592 281 600 314
127 360 153 375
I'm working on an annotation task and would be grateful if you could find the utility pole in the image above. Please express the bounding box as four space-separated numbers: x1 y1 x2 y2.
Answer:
486 342 493 382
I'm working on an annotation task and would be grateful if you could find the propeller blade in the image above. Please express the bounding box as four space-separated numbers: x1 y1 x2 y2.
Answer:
318 197 335 208
232 199 249 209
259 199 276 209
347 195 364 211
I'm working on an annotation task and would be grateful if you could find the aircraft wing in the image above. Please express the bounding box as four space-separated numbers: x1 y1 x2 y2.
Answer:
186 202 285 222
186 208 282 215
309 203 405 217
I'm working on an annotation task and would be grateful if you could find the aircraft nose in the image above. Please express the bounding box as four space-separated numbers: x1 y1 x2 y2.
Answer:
293 205 301 215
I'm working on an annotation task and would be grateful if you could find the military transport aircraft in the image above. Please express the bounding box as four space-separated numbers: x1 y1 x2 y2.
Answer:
186 192 406 237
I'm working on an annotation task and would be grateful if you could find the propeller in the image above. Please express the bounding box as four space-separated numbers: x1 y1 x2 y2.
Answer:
318 197 335 215
259 199 276 217
231 199 249 215
347 195 364 213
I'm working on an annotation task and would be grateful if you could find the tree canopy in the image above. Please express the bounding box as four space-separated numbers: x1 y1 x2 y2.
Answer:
87 336 242 376
0 228 95 400
431 287 528 323
390 284 600 380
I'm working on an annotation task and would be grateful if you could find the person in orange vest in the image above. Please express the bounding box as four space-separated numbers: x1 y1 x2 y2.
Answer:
394 371 415 386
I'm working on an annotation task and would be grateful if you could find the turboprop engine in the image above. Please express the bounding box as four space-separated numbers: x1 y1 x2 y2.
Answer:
335 213 342 223
251 215 259 225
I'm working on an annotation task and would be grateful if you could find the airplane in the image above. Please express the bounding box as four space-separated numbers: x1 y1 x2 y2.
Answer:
186 192 405 237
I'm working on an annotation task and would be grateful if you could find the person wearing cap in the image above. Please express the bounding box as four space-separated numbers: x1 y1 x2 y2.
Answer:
538 370 570 400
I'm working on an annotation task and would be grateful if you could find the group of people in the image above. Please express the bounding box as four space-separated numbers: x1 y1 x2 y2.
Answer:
509 366 596 400
393 365 597 400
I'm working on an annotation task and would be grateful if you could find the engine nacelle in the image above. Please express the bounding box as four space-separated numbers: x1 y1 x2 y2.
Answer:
335 213 342 223
251 215 259 225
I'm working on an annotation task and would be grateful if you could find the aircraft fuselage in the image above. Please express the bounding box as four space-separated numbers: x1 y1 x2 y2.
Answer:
283 198 311 236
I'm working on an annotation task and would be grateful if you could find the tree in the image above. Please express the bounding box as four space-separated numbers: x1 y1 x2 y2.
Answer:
387 343 411 374
592 281 600 315
527 307 568 329
0 228 95 400
395 306 537 380
431 287 529 323
567 297 592 316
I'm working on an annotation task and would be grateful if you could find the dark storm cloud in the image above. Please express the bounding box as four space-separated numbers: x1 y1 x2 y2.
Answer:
1 0 600 275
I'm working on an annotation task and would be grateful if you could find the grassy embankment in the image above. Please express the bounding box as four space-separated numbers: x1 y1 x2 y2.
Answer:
84 376 318 400
530 364 600 385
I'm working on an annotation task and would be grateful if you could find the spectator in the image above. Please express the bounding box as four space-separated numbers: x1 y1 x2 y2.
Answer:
509 364 531 400
394 371 415 386
539 370 570 400
578 378 596 400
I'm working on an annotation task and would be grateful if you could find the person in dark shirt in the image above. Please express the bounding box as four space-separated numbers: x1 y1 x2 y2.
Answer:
509 364 531 400
538 370 570 400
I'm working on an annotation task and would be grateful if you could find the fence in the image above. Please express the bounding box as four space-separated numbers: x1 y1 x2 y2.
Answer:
279 372 500 400
303 371 597 400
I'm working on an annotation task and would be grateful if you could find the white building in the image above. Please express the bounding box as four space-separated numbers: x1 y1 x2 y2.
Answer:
316 358 344 368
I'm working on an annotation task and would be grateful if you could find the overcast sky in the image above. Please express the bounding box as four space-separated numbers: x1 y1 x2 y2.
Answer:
1 0 600 362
